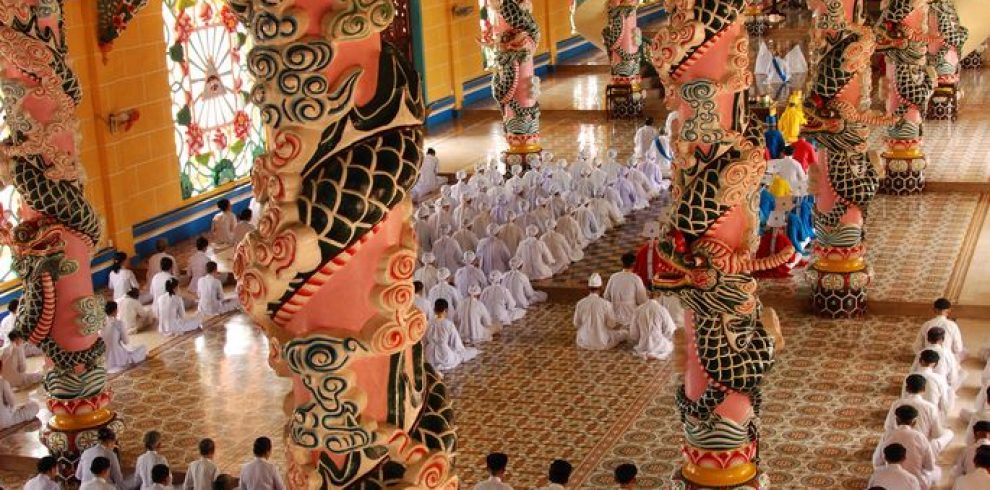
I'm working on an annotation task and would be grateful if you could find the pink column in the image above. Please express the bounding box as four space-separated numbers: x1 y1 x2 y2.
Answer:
228 1 457 488
649 1 780 487
876 0 935 195
0 2 119 479
802 1 884 317
604 0 644 117
926 0 968 120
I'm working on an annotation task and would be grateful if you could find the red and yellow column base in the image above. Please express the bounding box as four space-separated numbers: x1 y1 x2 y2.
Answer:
41 391 121 484
881 144 926 195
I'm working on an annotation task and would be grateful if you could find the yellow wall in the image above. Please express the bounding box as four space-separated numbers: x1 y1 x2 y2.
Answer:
65 0 181 254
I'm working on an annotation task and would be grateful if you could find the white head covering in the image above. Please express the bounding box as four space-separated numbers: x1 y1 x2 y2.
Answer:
439 223 452 234
526 225 540 237
489 270 502 283
588 273 603 288
509 256 523 269
440 184 451 196
545 219 556 231
511 164 523 176
422 252 435 264
456 169 467 180
642 221 661 239
417 206 430 219
468 284 482 296
486 223 499 236
438 267 451 280
463 250 476 263
607 148 618 160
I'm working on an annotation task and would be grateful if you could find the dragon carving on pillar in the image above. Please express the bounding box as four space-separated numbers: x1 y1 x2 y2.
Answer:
226 1 457 488
803 0 887 317
926 0 968 120
649 0 783 487
603 0 645 118
485 0 544 167
0 0 120 478
875 0 936 194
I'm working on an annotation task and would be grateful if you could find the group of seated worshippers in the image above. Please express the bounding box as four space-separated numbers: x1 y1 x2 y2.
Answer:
869 298 990 489
411 148 671 372
44 426 285 490
573 252 678 360
469 452 639 489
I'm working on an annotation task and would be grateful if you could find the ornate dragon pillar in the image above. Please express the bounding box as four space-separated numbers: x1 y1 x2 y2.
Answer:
603 0 645 118
0 0 119 479
227 1 457 488
803 0 884 317
650 1 781 487
875 0 936 195
486 0 544 168
926 0 968 120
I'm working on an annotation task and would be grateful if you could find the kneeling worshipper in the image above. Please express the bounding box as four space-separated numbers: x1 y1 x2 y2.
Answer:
514 225 555 281
186 237 211 295
457 285 498 345
872 405 939 489
913 327 963 391
414 206 434 254
413 281 432 319
869 443 922 490
428 268 463 319
119 288 155 335
210 199 238 247
590 192 624 231
432 224 464 273
912 349 954 419
102 301 148 374
451 219 480 253
197 262 240 317
411 148 442 201
0 301 41 356
414 252 440 294
480 271 526 327
1 331 43 387
0 374 39 429
604 253 649 327
425 299 478 372
886 374 953 455
155 279 203 337
541 219 582 275
477 224 512 276
232 208 255 245
555 208 588 251
503 257 548 309
107 252 141 301
954 448 990 489
454 251 488 298
628 295 677 360
634 222 663 286
575 274 626 351
575 199 603 242
953 422 990 478
915 298 965 360
144 239 176 293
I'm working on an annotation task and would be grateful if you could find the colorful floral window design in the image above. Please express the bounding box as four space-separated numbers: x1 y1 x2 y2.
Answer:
479 0 497 69
162 0 265 200
0 91 22 283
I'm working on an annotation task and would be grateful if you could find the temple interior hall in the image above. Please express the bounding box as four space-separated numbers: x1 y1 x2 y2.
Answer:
2 1 990 489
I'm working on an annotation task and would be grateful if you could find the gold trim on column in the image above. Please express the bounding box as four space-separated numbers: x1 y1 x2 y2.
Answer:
49 409 114 432
682 462 758 487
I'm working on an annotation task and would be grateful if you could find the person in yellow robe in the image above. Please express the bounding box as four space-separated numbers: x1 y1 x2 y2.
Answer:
778 91 807 144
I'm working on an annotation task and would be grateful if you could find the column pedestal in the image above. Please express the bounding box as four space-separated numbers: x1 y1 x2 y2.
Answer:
926 84 959 121
606 83 645 119
671 459 769 489
501 144 545 172
807 246 872 318
880 148 926 195
40 411 123 484
961 51 984 70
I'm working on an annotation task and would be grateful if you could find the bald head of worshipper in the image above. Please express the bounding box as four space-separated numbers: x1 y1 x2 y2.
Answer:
548 459 574 485
434 298 450 320
926 327 946 347
151 464 171 487
918 349 941 369
486 452 509 479
904 374 927 396
894 405 920 429
622 253 636 270
614 463 637 488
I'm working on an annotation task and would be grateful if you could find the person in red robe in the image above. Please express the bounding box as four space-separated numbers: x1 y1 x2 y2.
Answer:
633 221 664 287
791 133 818 172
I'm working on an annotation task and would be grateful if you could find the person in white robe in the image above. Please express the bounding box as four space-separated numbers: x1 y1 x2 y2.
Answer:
414 206 434 254
472 206 493 235
0 376 38 429
248 197 263 226
187 237 211 295
497 215 525 256
476 224 512 276
232 209 255 245
603 180 627 216
953 422 990 477
912 327 963 391
529 198 553 234
210 198 237 247
0 331 42 387
634 118 659 161
451 220 480 253
664 110 680 144
872 405 940 489
411 148 442 201
869 444 922 490
912 350 953 420
514 225 555 281
604 254 649 327
480 271 525 326
541 219 581 274
135 431 169 490
454 251 488 298
453 193 479 228
102 302 148 374
24 457 60 490
428 198 455 234
413 281 433 319
575 273 626 350
197 262 240 317
450 169 470 202
658 292 686 329
414 252 440 294
457 285 497 344
424 299 478 371
0 301 41 356
555 209 588 250
574 200 603 241
145 239 176 297
590 193 624 231
108 252 140 301
490 194 512 225
616 168 648 212
151 257 193 314
469 163 492 189
503 257 547 308
432 224 464 273
427 268 462 319
628 297 676 360
914 298 965 359
954 454 990 489
155 279 202 336
119 288 155 334
626 163 657 200
888 374 953 455
503 165 524 197
755 41 806 86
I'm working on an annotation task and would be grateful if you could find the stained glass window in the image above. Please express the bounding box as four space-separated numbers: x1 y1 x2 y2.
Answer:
162 0 265 200
0 89 22 283
479 0 497 69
